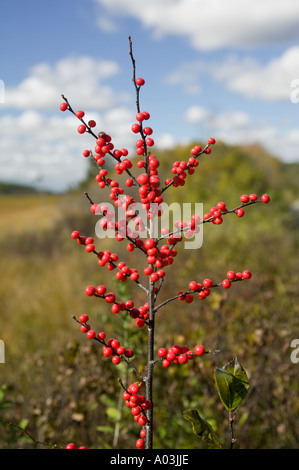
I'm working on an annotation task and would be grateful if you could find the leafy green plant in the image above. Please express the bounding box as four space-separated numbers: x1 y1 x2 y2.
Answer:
184 356 249 448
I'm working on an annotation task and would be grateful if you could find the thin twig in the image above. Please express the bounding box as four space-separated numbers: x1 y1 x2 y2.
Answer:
72 315 146 380
0 418 61 449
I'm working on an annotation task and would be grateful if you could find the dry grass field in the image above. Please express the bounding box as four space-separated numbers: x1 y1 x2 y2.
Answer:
1 142 299 449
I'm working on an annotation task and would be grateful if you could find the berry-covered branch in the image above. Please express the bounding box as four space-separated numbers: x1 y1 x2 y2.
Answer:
59 36 270 450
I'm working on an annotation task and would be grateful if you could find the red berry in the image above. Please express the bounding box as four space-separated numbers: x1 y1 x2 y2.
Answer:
226 270 236 280
136 438 145 449
203 279 213 288
79 314 89 323
130 272 140 281
142 111 150 120
96 285 106 296
66 443 76 449
222 279 231 289
146 137 154 147
136 112 145 122
236 208 245 217
178 354 188 364
136 78 145 86
76 110 85 118
112 355 121 365
166 350 176 361
194 344 205 356
198 291 207 300
111 303 120 314
86 330 96 339
131 123 141 133
143 127 153 135
85 286 96 296
71 230 80 239
144 266 153 276
208 137 216 144
131 405 142 416
150 272 159 282
138 415 147 426
144 238 156 250
240 194 249 203
261 194 270 203
249 193 258 201
242 270 252 279
80 324 90 333
162 359 171 368
128 383 140 394
126 178 134 188
158 348 167 358
216 201 226 211
184 293 193 303
85 243 95 253
77 124 86 134
137 173 149 185
125 300 134 309
136 318 145 328
103 346 113 357
125 349 134 358
60 102 68 111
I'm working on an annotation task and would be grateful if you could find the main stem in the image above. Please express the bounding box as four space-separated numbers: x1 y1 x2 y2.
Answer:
145 219 155 450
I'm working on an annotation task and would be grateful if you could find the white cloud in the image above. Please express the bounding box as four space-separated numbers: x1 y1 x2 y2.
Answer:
165 62 203 95
185 106 213 124
0 105 139 192
94 0 299 50
213 46 299 101
184 105 299 162
167 46 299 102
0 55 139 192
3 56 127 111
155 133 177 149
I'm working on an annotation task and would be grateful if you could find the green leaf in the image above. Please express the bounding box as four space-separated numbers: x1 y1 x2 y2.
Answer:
96 425 114 433
183 409 222 448
106 407 121 422
18 418 29 430
214 356 249 412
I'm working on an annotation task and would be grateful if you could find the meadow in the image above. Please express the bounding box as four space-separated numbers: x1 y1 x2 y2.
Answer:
0 141 299 449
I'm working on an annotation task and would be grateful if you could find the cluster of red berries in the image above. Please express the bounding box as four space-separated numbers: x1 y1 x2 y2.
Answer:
78 314 134 362
65 443 86 449
176 270 252 302
204 193 271 224
131 114 154 154
85 285 137 316
60 62 271 451
122 381 151 449
157 343 205 368
71 229 141 283
60 97 215 225
167 139 215 188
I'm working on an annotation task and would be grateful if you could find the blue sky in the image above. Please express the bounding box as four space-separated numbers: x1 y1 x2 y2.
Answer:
1 0 299 192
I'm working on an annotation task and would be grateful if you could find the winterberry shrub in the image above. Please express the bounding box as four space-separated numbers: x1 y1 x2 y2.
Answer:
61 37 270 450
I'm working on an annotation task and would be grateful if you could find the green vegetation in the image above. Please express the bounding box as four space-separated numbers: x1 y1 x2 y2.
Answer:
0 141 299 449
